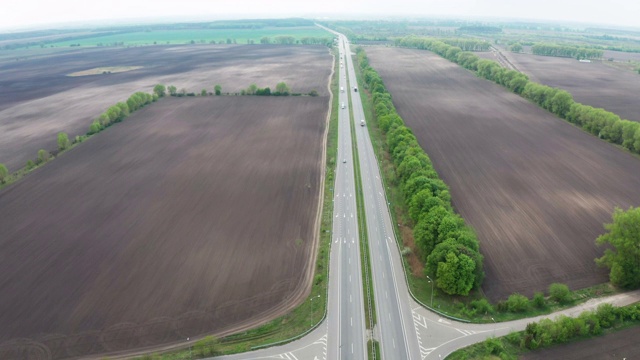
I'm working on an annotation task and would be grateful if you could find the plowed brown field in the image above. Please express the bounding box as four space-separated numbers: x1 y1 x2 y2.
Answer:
366 47 640 301
0 45 331 171
0 96 328 359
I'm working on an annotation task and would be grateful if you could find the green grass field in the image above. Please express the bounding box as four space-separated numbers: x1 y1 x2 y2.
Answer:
50 26 331 47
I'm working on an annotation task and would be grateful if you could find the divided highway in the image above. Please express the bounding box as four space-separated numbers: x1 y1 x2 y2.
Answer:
216 28 640 360
341 34 420 359
326 36 367 360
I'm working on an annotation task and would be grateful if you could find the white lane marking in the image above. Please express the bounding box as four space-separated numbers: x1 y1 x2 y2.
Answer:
351 317 353 326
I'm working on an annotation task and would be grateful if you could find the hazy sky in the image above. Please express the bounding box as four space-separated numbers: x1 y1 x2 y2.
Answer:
2 0 638 31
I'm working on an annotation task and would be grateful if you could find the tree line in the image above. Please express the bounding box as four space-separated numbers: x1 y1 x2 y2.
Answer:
531 43 603 59
0 87 161 187
356 48 484 296
396 36 640 155
441 38 491 51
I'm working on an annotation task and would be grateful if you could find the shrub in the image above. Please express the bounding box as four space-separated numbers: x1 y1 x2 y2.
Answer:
549 283 571 304
0 163 8 183
37 149 50 164
26 160 35 170
309 89 319 97
470 298 494 314
483 337 504 355
532 291 546 308
506 293 529 312
57 132 70 151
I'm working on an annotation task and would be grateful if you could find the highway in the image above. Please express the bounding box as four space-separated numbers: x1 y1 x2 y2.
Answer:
341 34 420 359
326 36 368 360
215 28 640 360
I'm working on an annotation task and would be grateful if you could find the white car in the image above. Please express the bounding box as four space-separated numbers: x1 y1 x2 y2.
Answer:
343 159 347 163
341 102 345 109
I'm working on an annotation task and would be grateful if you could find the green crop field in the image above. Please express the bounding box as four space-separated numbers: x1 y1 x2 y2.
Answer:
50 26 331 47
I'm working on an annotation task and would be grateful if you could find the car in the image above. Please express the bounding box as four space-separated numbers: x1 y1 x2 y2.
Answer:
343 159 347 163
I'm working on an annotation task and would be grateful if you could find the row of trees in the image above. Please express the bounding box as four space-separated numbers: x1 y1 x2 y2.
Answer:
531 43 604 59
243 82 291 96
396 36 640 155
441 38 491 51
1 89 158 186
356 48 484 296
89 92 155 135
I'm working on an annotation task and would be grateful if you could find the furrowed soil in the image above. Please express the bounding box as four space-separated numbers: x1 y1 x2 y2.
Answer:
477 50 640 121
520 326 640 360
0 44 331 171
366 47 640 301
0 96 328 359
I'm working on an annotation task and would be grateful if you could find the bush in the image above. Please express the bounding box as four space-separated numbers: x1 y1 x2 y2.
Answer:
470 298 494 314
0 163 8 183
549 283 571 304
483 337 504 355
309 89 319 97
506 293 529 312
533 291 546 308
57 132 70 151
26 160 35 170
37 149 50 164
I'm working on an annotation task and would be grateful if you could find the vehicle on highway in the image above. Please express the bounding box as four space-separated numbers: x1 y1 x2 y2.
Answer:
341 102 345 109
360 119 365 126
353 87 358 92
343 158 347 163
340 86 344 92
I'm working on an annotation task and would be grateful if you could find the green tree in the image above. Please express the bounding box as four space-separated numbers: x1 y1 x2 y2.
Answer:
89 121 102 134
26 160 35 169
549 283 571 304
57 132 70 151
308 90 319 97
275 82 290 95
37 149 50 164
436 251 476 295
596 207 640 288
168 85 177 96
510 43 523 52
0 163 8 183
201 89 207 96
153 84 166 97
214 84 222 95
247 84 258 95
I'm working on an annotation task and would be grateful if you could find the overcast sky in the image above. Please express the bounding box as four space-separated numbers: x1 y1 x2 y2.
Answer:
2 0 638 31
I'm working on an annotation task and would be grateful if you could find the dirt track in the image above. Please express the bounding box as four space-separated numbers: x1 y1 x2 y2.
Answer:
0 96 328 359
0 45 331 171
366 47 640 301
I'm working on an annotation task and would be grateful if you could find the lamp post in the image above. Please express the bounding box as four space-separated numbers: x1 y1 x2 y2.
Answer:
187 337 192 359
426 275 434 308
